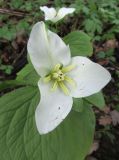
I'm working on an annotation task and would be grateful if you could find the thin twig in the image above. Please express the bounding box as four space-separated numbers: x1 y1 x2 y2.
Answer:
0 8 30 17
13 47 26 65
109 61 119 70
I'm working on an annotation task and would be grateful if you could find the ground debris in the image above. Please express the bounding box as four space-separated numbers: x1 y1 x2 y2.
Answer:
110 110 119 126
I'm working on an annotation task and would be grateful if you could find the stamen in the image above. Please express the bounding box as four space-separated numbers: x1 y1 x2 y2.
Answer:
43 63 76 95
52 73 59 79
52 64 61 72
64 76 76 87
44 75 51 83
51 80 58 91
62 64 75 73
59 82 69 95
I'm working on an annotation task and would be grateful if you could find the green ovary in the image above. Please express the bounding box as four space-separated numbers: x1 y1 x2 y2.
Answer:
44 64 76 95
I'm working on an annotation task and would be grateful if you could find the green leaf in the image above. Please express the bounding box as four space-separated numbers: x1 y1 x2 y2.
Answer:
10 0 24 9
16 62 39 86
0 62 38 92
0 80 20 91
0 86 95 160
85 91 105 109
0 26 16 40
73 98 84 112
16 20 30 32
83 19 96 33
0 79 31 91
0 64 7 70
64 31 93 57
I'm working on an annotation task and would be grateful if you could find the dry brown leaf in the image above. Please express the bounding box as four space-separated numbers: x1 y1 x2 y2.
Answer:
11 41 18 50
103 106 110 114
0 21 4 27
95 46 104 53
103 39 118 50
86 156 98 160
94 109 100 114
110 110 119 126
88 141 99 155
1 52 9 63
99 115 112 126
97 59 109 65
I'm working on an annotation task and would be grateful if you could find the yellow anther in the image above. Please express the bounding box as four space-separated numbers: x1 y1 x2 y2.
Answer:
51 81 58 91
52 70 64 81
62 64 75 73
59 82 69 95
52 64 61 72
52 73 59 79
44 75 51 83
43 63 76 95
64 76 76 87
57 70 63 75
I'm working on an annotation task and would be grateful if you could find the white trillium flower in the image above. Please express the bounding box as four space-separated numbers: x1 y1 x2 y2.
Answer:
27 21 111 134
40 6 75 23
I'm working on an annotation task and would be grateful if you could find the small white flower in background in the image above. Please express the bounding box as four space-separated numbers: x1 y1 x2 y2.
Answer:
27 21 111 134
40 6 75 23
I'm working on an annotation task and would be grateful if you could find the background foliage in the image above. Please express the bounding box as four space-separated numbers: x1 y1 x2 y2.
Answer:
0 0 119 160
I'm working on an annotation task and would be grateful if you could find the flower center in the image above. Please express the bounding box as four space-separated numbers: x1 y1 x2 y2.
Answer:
52 70 65 81
44 64 76 95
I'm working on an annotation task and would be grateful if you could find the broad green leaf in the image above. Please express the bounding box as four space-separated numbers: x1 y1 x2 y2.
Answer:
73 98 84 112
83 19 96 33
16 62 39 86
0 62 39 92
0 26 16 40
0 80 26 91
64 31 93 57
0 86 38 160
0 86 95 160
85 91 105 109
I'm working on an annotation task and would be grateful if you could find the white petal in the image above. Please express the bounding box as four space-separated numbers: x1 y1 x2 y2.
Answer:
27 21 71 77
68 56 111 98
35 79 73 134
27 22 53 77
40 6 56 21
57 7 75 20
48 30 71 66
